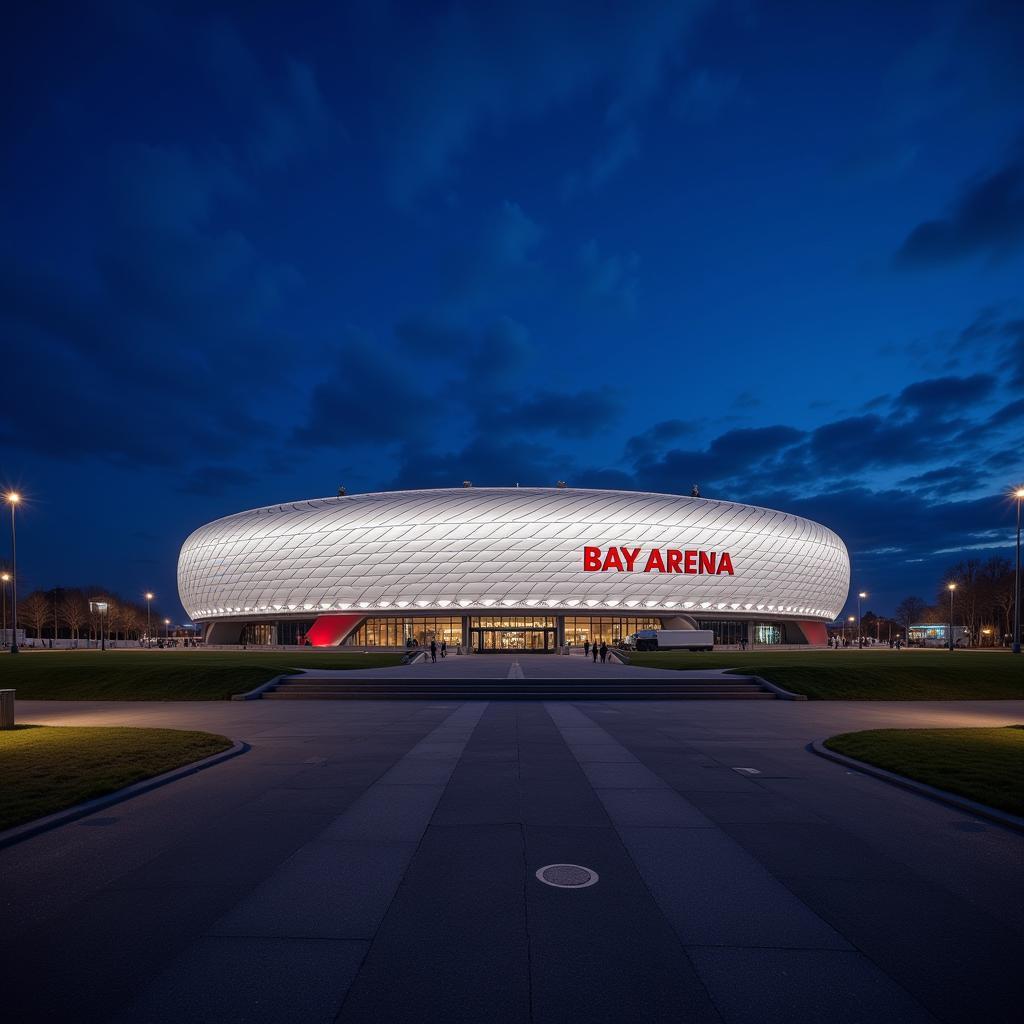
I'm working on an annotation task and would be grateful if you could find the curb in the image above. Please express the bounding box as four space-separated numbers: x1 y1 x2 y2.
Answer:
751 675 807 700
232 673 292 700
0 739 249 850
810 739 1024 834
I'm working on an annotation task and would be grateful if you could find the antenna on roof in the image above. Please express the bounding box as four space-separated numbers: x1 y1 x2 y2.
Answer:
691 484 701 498
337 485 347 497
462 480 473 488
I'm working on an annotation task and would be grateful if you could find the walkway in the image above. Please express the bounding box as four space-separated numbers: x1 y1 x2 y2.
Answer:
2 697 1021 1023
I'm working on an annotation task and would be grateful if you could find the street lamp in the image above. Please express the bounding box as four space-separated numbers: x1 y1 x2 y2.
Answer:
847 615 855 645
857 591 867 648
145 593 154 648
5 492 19 654
90 601 108 652
164 618 171 641
947 582 956 652
1 571 8 649
1013 486 1024 655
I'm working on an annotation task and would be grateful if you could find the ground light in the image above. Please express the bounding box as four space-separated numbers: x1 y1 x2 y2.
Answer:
5 491 19 654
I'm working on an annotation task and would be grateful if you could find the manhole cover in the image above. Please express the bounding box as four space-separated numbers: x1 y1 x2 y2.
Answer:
535 863 599 888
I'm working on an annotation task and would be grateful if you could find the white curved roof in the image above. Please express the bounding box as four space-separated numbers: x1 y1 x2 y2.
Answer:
178 487 850 622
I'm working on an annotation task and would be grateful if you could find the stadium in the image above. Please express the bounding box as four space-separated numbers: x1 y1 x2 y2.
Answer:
177 487 850 650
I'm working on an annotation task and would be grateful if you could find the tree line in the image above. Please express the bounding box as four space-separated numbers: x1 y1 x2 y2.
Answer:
893 556 1017 646
5 586 170 644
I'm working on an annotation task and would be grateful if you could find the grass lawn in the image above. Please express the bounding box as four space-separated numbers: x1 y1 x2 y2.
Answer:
824 726 1024 817
0 725 232 831
623 650 1024 699
0 650 406 700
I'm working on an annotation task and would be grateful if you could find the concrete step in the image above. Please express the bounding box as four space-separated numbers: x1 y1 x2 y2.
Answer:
262 689 775 700
273 682 763 692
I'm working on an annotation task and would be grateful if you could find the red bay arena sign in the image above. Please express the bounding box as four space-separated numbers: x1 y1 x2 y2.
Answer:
583 546 735 575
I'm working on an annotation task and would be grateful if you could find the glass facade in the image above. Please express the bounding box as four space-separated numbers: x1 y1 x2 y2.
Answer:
695 619 792 644
243 623 275 646
237 613 801 648
347 616 463 648
241 620 313 645
563 616 661 647
470 615 556 652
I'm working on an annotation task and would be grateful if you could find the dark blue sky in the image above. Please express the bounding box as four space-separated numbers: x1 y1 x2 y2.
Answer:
3 1 1023 622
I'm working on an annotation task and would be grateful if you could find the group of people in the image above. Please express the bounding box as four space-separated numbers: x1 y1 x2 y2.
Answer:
427 639 447 662
582 640 610 663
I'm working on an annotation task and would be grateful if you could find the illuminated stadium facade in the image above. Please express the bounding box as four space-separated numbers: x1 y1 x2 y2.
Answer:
178 487 850 650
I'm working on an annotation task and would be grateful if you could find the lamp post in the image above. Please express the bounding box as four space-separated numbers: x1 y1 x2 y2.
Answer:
947 582 956 652
857 591 867 648
1013 487 1024 655
1 571 8 648
145 593 154 648
90 601 108 652
164 618 171 641
847 615 855 645
6 492 19 654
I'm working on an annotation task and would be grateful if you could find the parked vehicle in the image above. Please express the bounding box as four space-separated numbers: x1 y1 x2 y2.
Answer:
626 629 714 652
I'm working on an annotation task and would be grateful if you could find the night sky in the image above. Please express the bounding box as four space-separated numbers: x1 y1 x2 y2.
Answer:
3 1 1023 623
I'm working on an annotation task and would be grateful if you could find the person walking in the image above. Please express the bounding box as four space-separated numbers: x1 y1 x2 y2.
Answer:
584 640 590 658
441 639 447 658
592 642 598 663
430 639 437 663
599 641 608 663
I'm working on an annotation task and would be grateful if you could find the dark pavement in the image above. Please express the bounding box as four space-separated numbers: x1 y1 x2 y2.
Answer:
1 694 1021 1023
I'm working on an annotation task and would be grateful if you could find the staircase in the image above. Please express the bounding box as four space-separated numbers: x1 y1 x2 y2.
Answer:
261 676 776 700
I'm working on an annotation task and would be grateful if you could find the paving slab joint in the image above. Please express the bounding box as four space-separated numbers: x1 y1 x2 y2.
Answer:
810 739 1024 834
0 739 249 850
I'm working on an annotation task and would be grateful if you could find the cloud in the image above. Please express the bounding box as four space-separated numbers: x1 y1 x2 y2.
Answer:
440 201 545 309
577 240 639 311
673 69 740 123
366 2 709 201
894 149 1024 266
631 425 806 492
480 389 621 439
894 373 996 412
196 18 335 170
178 465 258 496
625 419 700 460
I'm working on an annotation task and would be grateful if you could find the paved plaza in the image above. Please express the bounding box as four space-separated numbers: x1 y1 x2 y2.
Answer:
2 671 1022 1023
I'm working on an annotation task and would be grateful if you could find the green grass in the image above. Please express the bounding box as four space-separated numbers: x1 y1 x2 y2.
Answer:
824 726 1024 817
0 650 406 700
623 649 1024 699
0 725 232 831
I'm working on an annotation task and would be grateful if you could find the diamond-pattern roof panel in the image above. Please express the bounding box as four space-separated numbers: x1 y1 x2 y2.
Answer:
177 487 850 621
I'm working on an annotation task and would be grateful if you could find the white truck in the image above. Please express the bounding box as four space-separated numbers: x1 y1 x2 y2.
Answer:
627 628 714 652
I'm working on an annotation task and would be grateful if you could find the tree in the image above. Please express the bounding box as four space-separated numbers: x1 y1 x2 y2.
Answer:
894 596 927 638
979 557 1014 646
18 591 50 642
940 559 983 645
60 590 89 643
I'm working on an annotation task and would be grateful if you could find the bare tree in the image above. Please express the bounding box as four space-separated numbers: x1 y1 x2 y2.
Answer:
60 590 90 644
18 591 50 642
980 557 1014 645
894 596 927 640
